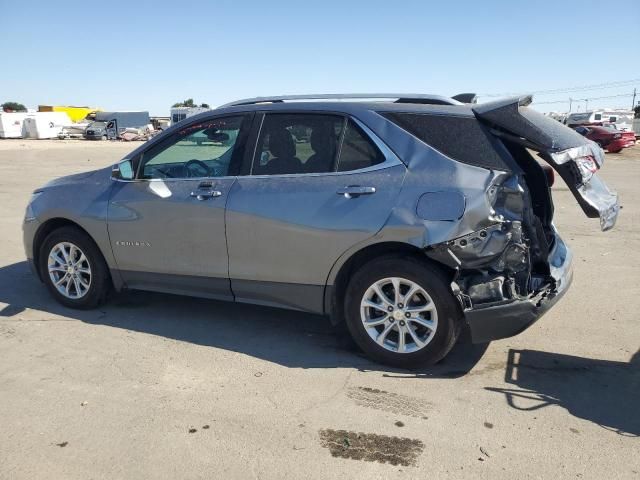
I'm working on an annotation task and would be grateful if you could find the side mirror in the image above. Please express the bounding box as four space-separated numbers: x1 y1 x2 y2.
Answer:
111 159 134 180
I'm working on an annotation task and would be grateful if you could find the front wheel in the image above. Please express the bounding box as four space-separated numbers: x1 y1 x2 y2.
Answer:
39 226 111 309
344 256 461 369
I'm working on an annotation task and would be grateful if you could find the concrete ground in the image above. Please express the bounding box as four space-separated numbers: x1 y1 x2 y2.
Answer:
0 139 638 479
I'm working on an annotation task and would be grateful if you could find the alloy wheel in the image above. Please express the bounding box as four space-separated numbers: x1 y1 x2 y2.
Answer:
47 242 92 299
360 277 438 354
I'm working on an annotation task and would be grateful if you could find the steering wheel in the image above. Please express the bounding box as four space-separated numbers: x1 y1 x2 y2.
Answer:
184 159 211 178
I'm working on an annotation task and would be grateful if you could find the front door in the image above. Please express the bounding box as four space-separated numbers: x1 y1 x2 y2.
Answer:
107 114 251 299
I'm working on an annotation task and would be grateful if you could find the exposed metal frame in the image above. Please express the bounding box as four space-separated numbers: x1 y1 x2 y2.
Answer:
218 93 463 109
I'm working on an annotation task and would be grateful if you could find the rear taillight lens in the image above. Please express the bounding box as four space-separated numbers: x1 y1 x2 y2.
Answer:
614 133 621 139
541 165 555 187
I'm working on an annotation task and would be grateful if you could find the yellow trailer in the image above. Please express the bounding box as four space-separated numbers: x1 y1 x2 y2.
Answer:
38 106 101 123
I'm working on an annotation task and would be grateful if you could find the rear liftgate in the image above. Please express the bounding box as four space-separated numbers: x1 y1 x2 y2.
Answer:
426 96 619 341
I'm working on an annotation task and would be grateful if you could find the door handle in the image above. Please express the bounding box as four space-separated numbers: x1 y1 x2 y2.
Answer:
337 185 376 199
190 190 222 200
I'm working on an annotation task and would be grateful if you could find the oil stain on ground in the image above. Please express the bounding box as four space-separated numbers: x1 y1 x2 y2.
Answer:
319 429 424 466
346 387 431 418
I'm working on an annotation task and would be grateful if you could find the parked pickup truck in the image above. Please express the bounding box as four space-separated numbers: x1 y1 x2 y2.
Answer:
84 111 150 140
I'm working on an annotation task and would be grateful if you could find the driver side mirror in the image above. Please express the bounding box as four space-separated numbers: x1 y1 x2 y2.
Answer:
111 159 134 181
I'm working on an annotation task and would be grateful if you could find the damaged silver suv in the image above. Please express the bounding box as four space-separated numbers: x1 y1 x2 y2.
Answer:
23 93 619 368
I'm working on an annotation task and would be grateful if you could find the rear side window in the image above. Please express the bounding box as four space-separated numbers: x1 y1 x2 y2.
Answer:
382 112 512 171
337 120 386 172
253 113 344 175
252 114 386 175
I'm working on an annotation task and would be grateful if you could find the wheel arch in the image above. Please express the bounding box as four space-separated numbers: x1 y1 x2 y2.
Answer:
33 218 111 283
324 241 456 325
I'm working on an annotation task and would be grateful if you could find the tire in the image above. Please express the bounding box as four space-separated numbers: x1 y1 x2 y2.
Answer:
39 226 111 309
344 256 461 369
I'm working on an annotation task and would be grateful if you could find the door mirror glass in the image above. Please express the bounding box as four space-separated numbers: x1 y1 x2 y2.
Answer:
112 159 134 180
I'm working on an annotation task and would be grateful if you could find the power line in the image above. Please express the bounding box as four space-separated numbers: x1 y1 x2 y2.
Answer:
532 93 634 105
480 78 640 97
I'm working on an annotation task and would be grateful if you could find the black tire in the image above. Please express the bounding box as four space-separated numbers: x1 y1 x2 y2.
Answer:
344 256 461 369
39 226 111 309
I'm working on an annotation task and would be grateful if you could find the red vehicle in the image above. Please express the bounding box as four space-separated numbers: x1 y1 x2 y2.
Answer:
574 125 636 153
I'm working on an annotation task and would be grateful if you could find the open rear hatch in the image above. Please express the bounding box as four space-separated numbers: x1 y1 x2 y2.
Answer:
472 96 619 231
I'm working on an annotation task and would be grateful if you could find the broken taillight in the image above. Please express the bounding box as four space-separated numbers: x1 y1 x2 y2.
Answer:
576 155 598 183
541 164 555 187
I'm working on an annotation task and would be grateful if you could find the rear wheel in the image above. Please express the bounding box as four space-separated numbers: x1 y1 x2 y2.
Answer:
344 256 461 369
39 226 111 309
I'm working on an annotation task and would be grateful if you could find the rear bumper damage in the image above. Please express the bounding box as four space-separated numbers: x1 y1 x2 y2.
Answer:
463 234 573 343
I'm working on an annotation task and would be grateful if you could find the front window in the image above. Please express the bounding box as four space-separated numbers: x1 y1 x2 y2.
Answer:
140 116 244 179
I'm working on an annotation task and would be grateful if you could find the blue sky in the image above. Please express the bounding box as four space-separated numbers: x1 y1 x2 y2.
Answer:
1 0 639 115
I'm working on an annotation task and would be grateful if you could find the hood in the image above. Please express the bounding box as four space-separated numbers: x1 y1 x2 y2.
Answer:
39 167 108 190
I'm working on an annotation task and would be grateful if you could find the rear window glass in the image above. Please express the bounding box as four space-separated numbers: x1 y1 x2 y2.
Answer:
337 120 386 172
381 112 511 170
519 107 589 151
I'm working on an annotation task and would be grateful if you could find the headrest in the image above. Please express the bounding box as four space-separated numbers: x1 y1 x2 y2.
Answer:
268 128 296 158
310 125 336 155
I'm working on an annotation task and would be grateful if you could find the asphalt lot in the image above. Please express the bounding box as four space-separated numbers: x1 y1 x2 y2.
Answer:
0 139 638 479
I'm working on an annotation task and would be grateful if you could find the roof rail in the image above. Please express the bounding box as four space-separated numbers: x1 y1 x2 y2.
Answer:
218 93 464 108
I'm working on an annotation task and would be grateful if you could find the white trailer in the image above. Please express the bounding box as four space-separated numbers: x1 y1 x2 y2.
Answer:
22 112 72 139
0 112 32 138
632 118 640 139
170 106 210 126
565 109 634 131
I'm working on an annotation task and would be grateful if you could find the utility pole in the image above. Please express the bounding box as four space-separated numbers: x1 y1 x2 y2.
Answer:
633 88 637 110
585 99 589 111
569 97 573 112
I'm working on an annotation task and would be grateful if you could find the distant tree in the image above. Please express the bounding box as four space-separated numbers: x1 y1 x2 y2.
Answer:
200 103 210 108
171 98 195 108
634 105 640 119
1 101 27 112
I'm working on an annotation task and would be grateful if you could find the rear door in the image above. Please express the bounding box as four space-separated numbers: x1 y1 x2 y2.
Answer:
473 96 619 231
225 112 406 313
